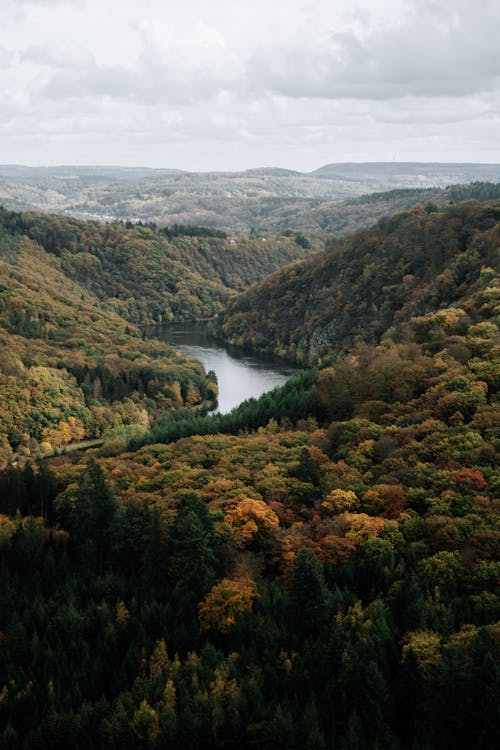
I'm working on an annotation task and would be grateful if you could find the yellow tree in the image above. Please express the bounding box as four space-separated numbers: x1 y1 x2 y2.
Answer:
198 576 257 634
224 496 279 548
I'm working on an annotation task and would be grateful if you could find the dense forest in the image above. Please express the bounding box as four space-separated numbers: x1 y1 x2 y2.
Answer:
0 208 316 323
0 225 214 464
2 163 500 232
0 208 315 461
221 200 500 363
287 181 500 237
0 197 498 748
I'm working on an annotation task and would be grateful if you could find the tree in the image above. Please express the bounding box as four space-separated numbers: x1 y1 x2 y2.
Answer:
289 548 328 634
198 575 257 634
130 700 159 746
224 496 279 549
169 496 219 602
57 458 117 572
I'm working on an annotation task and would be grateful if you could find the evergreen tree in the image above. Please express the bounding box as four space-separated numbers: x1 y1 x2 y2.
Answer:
289 549 329 635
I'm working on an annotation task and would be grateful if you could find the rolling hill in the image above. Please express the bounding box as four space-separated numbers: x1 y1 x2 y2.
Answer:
0 194 498 749
0 207 315 462
2 162 500 231
220 200 500 363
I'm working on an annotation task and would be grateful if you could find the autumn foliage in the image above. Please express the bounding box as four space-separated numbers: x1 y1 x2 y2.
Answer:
0 198 498 749
198 575 258 633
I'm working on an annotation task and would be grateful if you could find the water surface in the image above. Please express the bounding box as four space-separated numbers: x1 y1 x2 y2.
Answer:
154 323 297 414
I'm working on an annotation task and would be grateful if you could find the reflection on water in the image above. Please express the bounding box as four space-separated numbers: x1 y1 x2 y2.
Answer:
152 323 297 414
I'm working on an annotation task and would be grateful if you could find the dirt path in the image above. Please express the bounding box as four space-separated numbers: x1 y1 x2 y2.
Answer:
10 438 104 466
60 438 104 453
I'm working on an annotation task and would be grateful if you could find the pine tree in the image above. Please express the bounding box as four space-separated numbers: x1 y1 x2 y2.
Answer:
289 548 328 635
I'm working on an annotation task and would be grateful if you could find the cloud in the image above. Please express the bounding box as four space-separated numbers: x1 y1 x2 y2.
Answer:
37 0 498 109
1 0 500 169
22 44 94 69
0 46 15 68
32 0 500 111
42 19 243 105
11 0 81 4
248 1 500 100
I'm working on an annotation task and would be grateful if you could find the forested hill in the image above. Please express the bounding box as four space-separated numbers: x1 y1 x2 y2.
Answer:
0 196 499 748
221 200 500 363
0 230 218 466
2 162 500 231
0 206 316 463
279 180 500 237
0 208 315 324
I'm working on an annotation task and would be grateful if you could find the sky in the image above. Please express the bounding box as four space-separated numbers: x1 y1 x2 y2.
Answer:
1 0 499 171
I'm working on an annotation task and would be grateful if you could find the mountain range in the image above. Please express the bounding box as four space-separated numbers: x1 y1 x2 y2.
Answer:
2 162 500 231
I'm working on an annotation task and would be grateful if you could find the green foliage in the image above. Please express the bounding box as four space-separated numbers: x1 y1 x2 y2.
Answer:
0 220 222 459
289 548 328 633
0 206 311 323
221 200 500 363
128 368 321 450
0 206 315 461
0 197 498 748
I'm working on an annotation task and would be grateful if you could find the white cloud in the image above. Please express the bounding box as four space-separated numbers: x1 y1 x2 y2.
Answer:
41 18 243 105
0 0 499 169
248 1 500 100
0 45 15 68
22 44 95 70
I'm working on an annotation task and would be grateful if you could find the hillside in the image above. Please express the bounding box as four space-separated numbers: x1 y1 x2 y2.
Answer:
0 207 318 463
2 163 500 231
311 161 500 185
0 206 318 463
268 181 500 236
0 208 315 324
0 234 218 465
0 164 364 228
0 199 498 747
221 200 500 363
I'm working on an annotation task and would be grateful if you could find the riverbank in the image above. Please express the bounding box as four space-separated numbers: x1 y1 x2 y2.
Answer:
147 322 298 414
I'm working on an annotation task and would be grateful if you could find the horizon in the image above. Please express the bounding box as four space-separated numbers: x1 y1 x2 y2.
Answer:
2 159 500 174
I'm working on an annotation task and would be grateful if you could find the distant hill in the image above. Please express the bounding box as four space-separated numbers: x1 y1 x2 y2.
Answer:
242 167 303 177
1 162 500 231
271 181 500 237
220 199 500 363
310 161 500 185
0 164 186 180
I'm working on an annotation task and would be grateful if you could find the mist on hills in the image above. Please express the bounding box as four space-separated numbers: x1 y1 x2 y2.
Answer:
2 162 500 232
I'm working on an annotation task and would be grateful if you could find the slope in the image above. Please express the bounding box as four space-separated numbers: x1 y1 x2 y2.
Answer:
0 231 216 465
221 200 500 363
3 162 500 231
266 181 500 236
1 202 497 748
0 208 315 325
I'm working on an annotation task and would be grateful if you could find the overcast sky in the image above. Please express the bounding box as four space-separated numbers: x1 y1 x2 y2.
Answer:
1 0 499 171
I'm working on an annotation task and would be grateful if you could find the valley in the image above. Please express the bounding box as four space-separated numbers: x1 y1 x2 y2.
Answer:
0 207 314 463
2 162 500 233
153 322 298 414
0 187 498 750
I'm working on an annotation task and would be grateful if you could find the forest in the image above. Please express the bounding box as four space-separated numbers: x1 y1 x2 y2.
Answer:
0 208 316 461
2 163 500 232
0 208 315 322
0 197 498 749
221 199 500 363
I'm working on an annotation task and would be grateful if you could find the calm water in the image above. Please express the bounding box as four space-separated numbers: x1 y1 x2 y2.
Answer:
153 323 298 414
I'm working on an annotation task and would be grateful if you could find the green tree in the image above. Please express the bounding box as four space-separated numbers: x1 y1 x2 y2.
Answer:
289 548 328 634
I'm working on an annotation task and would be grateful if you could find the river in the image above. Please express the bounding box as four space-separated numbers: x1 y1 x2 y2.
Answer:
152 323 298 414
